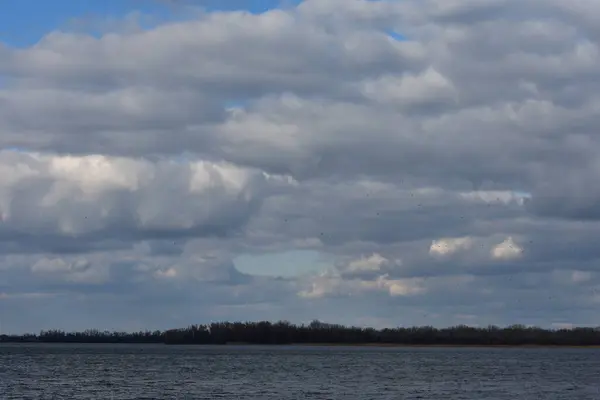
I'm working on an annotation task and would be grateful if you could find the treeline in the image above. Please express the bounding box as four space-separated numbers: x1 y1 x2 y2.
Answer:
2 321 600 346
0 329 164 344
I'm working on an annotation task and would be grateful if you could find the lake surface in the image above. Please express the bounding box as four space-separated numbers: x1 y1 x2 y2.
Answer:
1 344 599 399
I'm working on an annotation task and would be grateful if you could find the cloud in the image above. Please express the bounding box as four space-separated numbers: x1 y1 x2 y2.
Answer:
429 237 474 257
32 257 109 284
491 237 523 260
0 150 285 254
297 270 425 299
1 0 600 332
347 253 391 271
361 67 458 108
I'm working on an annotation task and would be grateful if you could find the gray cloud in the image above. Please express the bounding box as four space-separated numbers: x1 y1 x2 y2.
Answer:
1 0 600 332
0 151 284 254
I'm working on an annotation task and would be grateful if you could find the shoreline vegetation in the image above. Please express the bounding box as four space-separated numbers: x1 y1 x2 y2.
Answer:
2 320 600 347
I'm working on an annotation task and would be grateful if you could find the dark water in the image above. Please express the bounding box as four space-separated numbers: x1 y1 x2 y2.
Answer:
1 344 599 399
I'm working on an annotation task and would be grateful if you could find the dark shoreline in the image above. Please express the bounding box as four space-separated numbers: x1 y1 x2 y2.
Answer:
2 341 600 349
291 342 600 349
2 320 600 347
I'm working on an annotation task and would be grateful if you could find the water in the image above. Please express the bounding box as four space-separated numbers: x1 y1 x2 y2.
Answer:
1 344 599 399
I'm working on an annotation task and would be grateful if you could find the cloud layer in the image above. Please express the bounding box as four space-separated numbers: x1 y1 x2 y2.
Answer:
1 0 600 332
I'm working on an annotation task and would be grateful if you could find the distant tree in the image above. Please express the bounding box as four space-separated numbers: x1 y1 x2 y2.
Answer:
2 321 600 347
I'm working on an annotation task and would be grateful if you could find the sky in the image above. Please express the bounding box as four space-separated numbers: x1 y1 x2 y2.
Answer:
0 0 599 333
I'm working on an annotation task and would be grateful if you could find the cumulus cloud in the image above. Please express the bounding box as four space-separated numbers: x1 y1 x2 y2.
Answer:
1 0 600 331
360 67 458 107
491 237 523 260
0 150 284 253
429 237 474 257
297 270 425 299
338 253 399 277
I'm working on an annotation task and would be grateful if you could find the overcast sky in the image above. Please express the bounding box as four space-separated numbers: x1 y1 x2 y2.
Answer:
0 0 599 333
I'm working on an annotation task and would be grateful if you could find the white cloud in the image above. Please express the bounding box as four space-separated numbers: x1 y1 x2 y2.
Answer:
491 237 523 260
0 150 282 241
297 271 424 299
429 237 474 257
346 253 391 273
361 67 457 107
377 275 425 297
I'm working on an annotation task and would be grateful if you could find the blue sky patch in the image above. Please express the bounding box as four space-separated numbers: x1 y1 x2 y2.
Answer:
194 0 303 14
385 29 407 42
235 250 329 278
0 0 304 47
